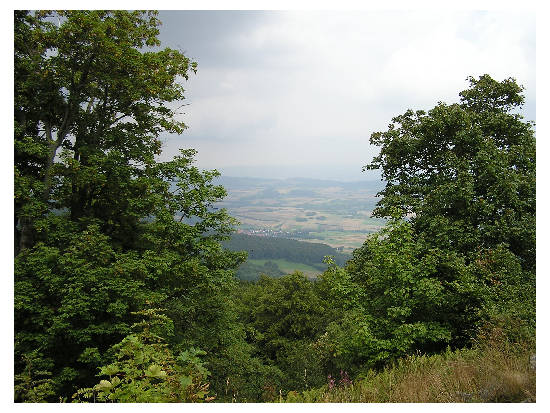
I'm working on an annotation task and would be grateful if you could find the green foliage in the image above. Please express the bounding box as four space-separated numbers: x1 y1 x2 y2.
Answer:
73 309 213 403
223 233 349 272
15 225 148 396
304 76 537 379
14 351 56 403
233 273 334 393
204 337 287 402
242 273 327 355
365 74 535 272
14 11 535 402
348 75 536 359
282 322 535 403
319 220 483 371
14 10 196 253
14 10 243 402
471 245 536 342
234 259 286 281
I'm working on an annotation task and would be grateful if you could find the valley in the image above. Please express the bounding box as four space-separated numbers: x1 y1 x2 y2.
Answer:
216 176 387 253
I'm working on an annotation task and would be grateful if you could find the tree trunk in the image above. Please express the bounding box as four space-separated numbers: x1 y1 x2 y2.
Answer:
17 122 65 255
17 216 34 255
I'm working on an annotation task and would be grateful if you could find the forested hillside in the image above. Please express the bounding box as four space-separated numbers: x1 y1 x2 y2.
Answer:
14 11 535 403
224 234 349 267
222 233 349 280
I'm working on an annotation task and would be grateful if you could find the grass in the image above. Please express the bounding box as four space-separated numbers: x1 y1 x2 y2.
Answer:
284 326 535 403
247 259 322 278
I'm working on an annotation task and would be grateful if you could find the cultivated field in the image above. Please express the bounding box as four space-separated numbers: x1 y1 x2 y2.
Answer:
216 176 387 253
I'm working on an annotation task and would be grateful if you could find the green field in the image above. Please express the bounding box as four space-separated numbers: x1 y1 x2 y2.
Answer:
248 259 321 278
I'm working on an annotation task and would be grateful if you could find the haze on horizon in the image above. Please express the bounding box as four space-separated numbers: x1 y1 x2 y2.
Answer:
155 10 535 182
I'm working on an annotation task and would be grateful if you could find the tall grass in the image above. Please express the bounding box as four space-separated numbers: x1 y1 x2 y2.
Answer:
284 324 535 403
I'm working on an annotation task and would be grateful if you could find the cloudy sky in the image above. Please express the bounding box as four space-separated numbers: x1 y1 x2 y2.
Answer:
154 9 536 181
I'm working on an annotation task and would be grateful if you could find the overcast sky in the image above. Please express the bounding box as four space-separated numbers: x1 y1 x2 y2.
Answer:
154 10 535 181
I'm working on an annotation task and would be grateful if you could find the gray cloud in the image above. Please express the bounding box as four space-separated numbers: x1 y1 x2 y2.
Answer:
156 10 535 181
158 11 276 70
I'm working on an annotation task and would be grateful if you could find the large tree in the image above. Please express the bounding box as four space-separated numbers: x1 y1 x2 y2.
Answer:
14 11 245 401
320 76 536 369
365 75 535 271
15 10 198 253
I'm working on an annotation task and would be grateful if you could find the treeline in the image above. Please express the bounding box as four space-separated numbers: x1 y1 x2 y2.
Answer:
223 233 350 270
222 234 350 281
14 10 535 403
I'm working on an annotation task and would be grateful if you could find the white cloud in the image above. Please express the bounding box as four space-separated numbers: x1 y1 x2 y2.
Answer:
161 10 535 177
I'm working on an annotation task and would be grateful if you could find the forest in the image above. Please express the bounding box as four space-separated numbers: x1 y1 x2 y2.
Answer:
14 11 535 403
222 233 350 280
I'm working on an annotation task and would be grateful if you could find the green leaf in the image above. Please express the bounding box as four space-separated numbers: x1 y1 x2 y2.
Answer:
95 380 112 391
179 375 192 388
145 364 167 379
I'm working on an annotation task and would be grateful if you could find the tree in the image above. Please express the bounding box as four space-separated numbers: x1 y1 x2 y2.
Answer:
234 273 331 393
365 75 535 272
14 10 196 254
326 220 481 368
14 11 244 401
349 75 536 355
318 219 534 372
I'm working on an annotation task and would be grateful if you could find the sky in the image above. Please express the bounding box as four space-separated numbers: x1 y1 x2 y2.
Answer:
153 9 536 181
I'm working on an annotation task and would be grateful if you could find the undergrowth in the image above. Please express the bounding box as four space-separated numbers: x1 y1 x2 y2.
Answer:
284 323 535 403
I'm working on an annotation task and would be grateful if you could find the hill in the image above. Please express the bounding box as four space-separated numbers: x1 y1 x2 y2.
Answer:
223 233 350 280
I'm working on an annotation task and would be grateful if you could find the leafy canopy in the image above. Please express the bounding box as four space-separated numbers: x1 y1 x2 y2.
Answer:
365 75 535 271
319 75 536 369
14 10 244 401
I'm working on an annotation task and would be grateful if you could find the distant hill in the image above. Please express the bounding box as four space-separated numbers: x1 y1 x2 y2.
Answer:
223 233 350 281
215 175 385 193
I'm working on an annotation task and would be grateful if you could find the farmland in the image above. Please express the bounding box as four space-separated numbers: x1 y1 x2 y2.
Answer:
215 176 387 253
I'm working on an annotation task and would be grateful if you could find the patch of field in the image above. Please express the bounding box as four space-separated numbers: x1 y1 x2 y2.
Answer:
233 207 384 233
248 259 321 278
307 231 374 253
